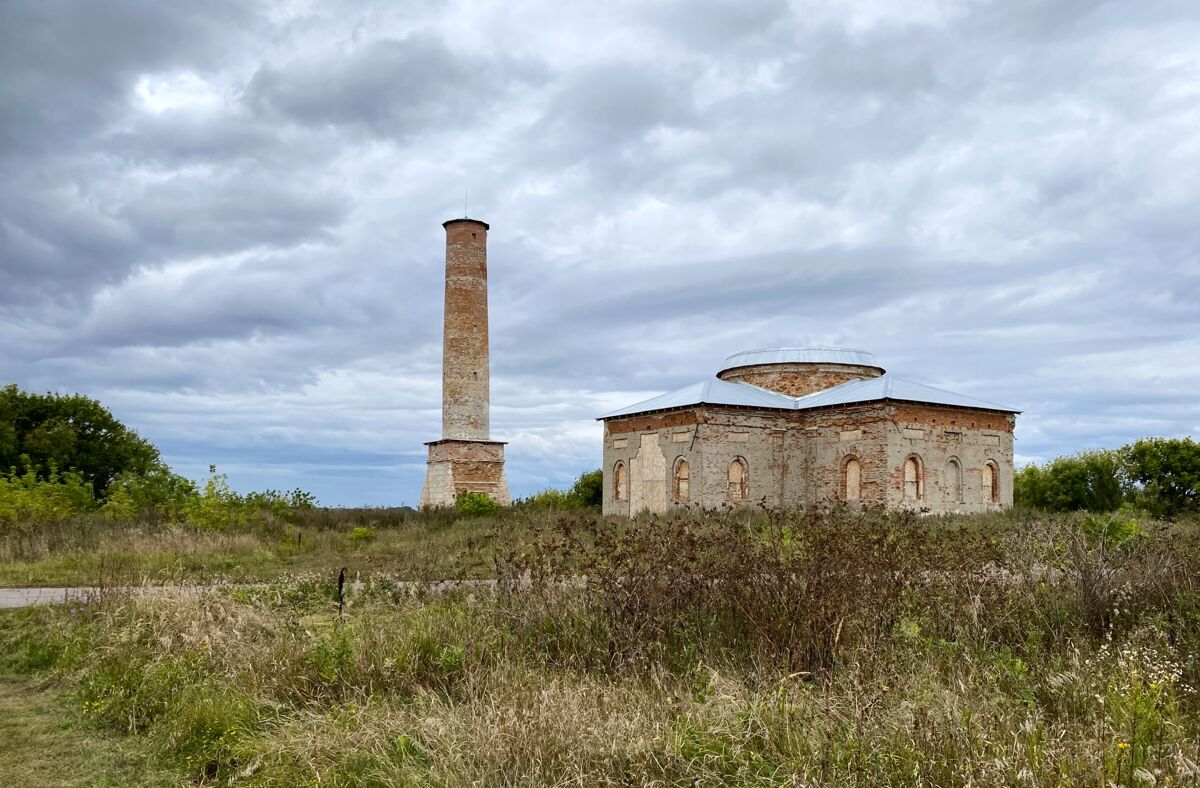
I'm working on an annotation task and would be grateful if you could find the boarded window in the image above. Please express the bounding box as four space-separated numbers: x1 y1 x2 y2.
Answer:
904 456 922 501
613 462 627 502
946 459 963 503
983 462 999 503
844 458 862 501
673 459 690 502
728 458 748 502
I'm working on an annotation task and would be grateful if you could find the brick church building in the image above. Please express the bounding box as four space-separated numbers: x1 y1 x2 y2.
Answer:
600 348 1019 515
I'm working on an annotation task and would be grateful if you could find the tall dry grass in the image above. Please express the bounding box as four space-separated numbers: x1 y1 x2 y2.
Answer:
3 506 1200 785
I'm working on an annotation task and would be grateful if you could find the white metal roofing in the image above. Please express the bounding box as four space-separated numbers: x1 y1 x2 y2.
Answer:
791 375 1018 413
600 374 1019 419
601 379 797 418
720 347 882 372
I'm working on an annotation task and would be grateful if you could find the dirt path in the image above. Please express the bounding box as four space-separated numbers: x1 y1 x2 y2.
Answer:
0 588 95 608
0 579 505 609
0 676 175 787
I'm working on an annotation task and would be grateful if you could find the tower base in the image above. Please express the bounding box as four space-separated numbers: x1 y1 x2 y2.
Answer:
419 439 510 508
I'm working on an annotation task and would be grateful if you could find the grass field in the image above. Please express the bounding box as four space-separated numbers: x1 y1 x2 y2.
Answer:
3 506 1200 785
0 508 506 587
0 676 180 786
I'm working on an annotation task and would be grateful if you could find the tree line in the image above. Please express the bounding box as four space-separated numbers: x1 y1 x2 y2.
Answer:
0 384 312 525
1015 437 1200 517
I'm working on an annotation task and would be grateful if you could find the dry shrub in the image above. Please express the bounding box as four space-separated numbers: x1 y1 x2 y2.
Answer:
496 507 999 674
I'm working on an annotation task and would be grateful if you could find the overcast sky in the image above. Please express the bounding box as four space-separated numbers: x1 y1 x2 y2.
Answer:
2 0 1198 506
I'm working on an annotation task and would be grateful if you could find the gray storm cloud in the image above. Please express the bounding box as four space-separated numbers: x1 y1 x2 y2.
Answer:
1 0 1198 505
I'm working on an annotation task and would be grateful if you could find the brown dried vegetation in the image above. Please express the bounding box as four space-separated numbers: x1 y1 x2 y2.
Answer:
3 506 1200 785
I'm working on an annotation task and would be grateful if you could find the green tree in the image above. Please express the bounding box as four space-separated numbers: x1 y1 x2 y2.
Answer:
1013 463 1046 509
568 469 603 509
1121 437 1200 518
1014 450 1125 512
0 384 161 498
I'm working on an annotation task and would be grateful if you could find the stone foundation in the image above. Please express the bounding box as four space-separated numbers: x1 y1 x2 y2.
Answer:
419 439 510 508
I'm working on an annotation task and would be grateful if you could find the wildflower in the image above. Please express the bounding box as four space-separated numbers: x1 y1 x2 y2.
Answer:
1118 742 1131 750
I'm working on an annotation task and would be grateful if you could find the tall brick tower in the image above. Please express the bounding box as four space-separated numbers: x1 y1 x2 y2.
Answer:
419 218 510 508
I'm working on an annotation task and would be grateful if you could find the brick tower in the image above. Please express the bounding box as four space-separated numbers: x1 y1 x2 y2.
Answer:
419 218 510 507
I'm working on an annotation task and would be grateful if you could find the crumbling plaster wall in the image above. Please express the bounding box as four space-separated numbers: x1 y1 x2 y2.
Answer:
603 410 699 516
791 405 892 507
692 408 789 509
882 404 1015 513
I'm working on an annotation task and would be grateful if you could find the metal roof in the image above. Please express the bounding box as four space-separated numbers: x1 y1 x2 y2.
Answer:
600 379 797 419
791 375 1019 413
720 347 882 372
600 374 1020 420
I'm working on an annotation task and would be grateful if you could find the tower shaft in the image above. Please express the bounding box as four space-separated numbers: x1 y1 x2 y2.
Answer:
419 217 509 508
441 219 490 440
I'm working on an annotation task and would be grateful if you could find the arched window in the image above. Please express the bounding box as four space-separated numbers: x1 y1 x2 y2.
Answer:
983 461 999 504
673 458 690 502
727 458 748 502
613 461 627 502
904 455 922 501
844 457 862 502
946 458 963 504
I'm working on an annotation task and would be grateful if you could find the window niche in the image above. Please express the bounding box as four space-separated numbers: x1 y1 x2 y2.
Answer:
903 455 923 501
727 457 748 502
844 457 862 501
613 461 627 502
673 458 690 502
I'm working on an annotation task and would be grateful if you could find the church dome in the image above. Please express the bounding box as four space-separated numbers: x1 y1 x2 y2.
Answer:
717 347 885 397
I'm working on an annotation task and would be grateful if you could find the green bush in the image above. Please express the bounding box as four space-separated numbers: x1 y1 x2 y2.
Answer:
518 489 577 511
348 526 377 543
1078 507 1143 550
0 463 96 525
182 467 245 530
456 491 500 516
568 469 603 508
104 465 198 520
518 469 603 511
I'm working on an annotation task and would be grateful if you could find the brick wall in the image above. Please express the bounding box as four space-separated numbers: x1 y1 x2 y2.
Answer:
420 439 510 507
717 363 883 397
600 400 1015 516
441 219 491 441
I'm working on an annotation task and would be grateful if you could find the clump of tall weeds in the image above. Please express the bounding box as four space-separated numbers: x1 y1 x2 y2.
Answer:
494 507 999 674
